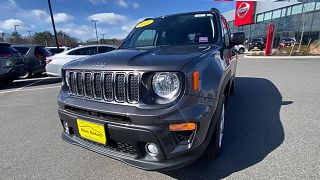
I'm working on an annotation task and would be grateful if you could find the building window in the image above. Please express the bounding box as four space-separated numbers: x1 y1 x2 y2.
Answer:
264 12 272 21
291 4 303 15
303 2 316 12
281 8 287 17
287 6 292 16
272 9 281 19
316 2 320 10
257 14 264 22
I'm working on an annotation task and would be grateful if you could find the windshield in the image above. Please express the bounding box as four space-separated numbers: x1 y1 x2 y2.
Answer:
282 38 294 42
121 13 217 49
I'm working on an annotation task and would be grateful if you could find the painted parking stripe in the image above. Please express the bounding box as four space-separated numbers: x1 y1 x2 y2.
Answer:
0 85 61 94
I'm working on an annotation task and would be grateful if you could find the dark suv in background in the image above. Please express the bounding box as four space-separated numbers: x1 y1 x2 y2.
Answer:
0 43 25 83
248 38 265 51
13 45 52 78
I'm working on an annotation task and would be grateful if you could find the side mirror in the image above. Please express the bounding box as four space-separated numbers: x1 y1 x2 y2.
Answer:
230 32 245 46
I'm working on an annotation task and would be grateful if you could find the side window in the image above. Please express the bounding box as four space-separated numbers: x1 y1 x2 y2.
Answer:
67 49 79 55
68 47 98 55
79 47 99 55
99 46 115 53
221 16 231 46
14 47 29 55
134 30 157 47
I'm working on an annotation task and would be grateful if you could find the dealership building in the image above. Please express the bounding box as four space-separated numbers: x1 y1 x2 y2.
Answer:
223 0 320 45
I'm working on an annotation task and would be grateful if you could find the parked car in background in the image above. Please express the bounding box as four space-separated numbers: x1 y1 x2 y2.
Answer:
46 46 71 55
234 44 246 54
248 38 265 51
46 44 117 77
279 37 297 48
0 42 25 83
13 45 52 78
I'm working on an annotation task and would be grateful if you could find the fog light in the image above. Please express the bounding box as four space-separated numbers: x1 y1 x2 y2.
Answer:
145 143 158 156
64 121 70 134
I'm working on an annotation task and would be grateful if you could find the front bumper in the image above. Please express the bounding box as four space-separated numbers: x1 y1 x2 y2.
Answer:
58 94 218 170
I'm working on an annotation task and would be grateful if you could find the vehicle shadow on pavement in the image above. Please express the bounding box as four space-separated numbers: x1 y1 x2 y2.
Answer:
0 77 61 90
164 77 286 180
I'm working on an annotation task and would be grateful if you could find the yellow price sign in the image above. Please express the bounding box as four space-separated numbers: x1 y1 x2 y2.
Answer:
136 20 154 28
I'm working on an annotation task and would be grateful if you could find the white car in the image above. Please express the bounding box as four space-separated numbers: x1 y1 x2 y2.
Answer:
45 44 117 77
234 44 246 54
46 46 70 55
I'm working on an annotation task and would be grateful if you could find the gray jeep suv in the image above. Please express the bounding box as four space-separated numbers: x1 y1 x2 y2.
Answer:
57 9 245 170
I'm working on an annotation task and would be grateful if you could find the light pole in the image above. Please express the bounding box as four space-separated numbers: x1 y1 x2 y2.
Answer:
101 33 105 40
48 0 59 50
91 20 99 44
14 24 19 33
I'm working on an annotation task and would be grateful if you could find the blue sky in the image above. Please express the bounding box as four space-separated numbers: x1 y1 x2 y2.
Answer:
0 0 235 40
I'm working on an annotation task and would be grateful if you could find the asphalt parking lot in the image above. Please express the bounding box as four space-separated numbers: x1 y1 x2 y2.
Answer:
0 56 319 180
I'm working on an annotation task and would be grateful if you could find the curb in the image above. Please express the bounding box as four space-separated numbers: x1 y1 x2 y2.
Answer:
243 55 320 59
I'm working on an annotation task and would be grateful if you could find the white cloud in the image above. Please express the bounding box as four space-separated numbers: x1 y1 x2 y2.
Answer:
0 19 26 31
132 2 139 9
121 17 145 33
31 9 47 18
117 0 128 8
51 13 74 23
87 13 127 25
59 23 108 38
30 10 73 24
5 0 17 9
88 0 107 5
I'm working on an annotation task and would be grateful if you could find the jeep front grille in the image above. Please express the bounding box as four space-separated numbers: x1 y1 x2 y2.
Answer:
67 71 140 104
84 73 93 98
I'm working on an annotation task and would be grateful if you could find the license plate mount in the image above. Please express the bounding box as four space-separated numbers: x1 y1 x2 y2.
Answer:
77 119 107 145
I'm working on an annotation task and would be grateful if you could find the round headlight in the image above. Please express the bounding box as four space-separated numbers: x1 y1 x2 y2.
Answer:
152 72 180 99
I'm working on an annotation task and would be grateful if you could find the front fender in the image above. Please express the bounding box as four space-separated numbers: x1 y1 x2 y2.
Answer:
181 50 231 100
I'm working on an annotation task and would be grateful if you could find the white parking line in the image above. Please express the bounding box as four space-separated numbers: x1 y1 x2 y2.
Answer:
0 85 61 94
14 76 61 82
0 78 61 95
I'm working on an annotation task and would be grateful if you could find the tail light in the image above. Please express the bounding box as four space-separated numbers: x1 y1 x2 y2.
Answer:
0 53 13 58
35 54 45 58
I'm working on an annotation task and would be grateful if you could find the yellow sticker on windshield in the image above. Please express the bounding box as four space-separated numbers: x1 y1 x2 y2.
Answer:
136 20 154 28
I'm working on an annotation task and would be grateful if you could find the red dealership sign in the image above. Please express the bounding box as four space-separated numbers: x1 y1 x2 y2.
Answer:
234 1 256 26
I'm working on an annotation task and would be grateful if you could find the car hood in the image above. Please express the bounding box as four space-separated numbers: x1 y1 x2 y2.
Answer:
63 45 217 71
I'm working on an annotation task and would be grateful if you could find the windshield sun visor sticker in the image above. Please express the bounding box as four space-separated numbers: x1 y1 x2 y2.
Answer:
136 20 154 28
199 37 208 43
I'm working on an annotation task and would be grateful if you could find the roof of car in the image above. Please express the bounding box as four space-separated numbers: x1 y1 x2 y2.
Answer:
46 46 70 48
52 44 118 56
12 44 44 47
0 42 11 46
151 10 217 20
75 44 118 49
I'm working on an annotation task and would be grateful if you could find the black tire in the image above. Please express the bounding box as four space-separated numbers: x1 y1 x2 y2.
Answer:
238 48 245 54
19 68 31 79
2 79 14 84
207 96 226 159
